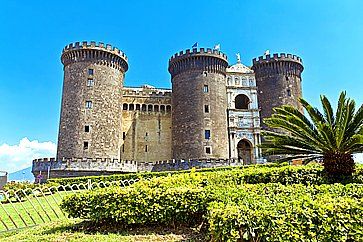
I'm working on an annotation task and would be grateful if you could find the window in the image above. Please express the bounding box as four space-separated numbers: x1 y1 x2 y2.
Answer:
160 105 165 113
83 141 89 150
203 85 209 93
145 145 148 152
235 77 240 85
235 94 250 109
285 76 289 81
87 79 94 87
123 103 128 110
203 71 208 77
154 105 159 112
122 144 125 153
129 104 134 111
204 105 209 113
142 104 147 111
148 104 153 112
136 104 140 110
145 132 148 137
166 105 171 113
123 132 126 140
287 89 291 97
205 130 211 140
88 69 94 75
85 125 90 132
205 146 211 154
85 101 92 109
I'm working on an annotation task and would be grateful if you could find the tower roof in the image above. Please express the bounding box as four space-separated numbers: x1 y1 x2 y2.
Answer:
226 62 254 74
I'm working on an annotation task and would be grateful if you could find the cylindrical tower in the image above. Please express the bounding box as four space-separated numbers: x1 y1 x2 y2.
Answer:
57 41 128 160
168 48 229 159
252 53 304 127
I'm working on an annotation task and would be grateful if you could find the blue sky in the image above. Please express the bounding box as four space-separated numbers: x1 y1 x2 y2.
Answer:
1 0 363 171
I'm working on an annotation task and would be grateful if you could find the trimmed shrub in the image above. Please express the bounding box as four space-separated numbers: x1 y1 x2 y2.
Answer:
208 184 363 241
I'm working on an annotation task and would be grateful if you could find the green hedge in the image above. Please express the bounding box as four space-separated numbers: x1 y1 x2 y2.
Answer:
208 184 363 241
61 171 363 241
48 162 289 186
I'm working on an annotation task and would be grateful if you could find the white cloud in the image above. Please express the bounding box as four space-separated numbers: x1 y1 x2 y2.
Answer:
354 153 363 164
0 138 56 173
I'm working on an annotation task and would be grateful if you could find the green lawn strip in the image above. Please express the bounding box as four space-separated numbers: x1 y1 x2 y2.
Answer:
0 219 205 242
0 190 76 231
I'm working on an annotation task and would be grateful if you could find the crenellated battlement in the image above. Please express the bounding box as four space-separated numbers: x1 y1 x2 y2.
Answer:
252 53 303 65
123 87 172 98
168 48 229 77
61 41 128 71
252 53 304 77
169 48 228 62
63 41 127 59
31 157 245 179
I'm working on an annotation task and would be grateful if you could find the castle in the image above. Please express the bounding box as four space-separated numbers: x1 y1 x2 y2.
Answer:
32 41 304 180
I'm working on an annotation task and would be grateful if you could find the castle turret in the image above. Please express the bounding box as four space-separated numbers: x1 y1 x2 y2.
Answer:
168 48 229 159
57 41 128 160
252 53 304 127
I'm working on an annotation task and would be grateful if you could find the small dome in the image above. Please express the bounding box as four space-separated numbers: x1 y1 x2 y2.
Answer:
226 62 254 74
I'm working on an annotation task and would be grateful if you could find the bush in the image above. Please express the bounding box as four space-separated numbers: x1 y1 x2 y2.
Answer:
60 166 363 241
208 184 363 241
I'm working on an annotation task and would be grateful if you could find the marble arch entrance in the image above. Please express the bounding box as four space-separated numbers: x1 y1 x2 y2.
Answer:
237 139 253 164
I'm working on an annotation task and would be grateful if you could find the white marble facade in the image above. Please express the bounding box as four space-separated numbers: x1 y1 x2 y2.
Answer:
226 57 263 164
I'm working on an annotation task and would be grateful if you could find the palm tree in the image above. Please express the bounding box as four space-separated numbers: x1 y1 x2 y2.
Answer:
260 91 363 177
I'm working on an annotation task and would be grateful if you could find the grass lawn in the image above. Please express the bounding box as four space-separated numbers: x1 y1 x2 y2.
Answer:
0 219 205 242
0 190 77 231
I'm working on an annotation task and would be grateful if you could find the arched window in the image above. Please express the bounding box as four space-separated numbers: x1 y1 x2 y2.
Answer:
235 94 250 109
148 104 153 112
141 104 147 111
154 105 159 112
166 105 171 113
160 105 165 113
123 103 128 110
129 104 134 111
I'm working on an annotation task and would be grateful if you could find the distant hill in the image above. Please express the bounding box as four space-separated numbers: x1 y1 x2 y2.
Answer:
8 167 34 182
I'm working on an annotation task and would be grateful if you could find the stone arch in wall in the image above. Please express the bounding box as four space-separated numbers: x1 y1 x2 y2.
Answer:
237 139 253 164
235 94 250 109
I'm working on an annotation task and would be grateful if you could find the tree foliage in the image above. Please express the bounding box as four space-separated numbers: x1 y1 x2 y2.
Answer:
260 91 363 176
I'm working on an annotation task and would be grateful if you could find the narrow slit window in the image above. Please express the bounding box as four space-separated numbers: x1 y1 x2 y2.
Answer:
83 141 89 150
145 145 148 152
123 132 126 140
85 125 90 132
205 130 211 140
205 146 211 154
203 85 209 93
204 105 209 113
87 79 94 87
287 89 291 97
85 101 93 109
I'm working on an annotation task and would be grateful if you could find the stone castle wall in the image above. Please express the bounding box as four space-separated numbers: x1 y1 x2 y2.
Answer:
169 48 229 159
57 42 128 160
121 87 172 162
32 158 244 180
252 53 304 126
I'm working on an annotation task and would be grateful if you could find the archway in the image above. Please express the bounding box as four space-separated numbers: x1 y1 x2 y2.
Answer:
235 94 250 109
237 139 253 164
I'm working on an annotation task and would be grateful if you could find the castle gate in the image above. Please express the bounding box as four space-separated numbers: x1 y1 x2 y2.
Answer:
237 139 253 164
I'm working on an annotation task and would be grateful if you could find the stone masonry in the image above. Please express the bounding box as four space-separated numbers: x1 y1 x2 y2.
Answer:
168 48 229 159
57 42 128 160
32 41 304 181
